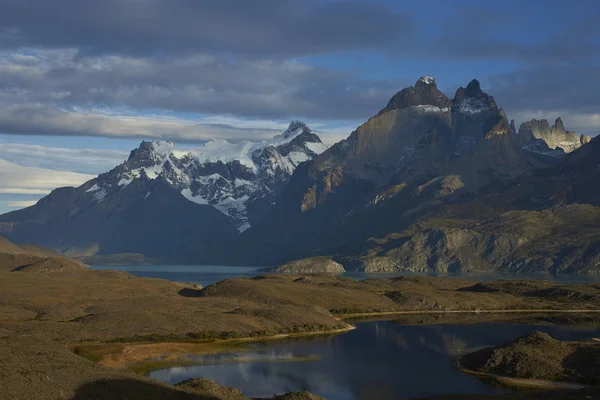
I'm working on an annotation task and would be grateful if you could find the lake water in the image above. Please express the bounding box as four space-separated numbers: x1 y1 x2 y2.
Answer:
148 320 600 399
89 264 600 288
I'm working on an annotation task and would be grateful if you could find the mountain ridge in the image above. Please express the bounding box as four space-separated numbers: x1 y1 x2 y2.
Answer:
1 77 598 271
0 121 328 259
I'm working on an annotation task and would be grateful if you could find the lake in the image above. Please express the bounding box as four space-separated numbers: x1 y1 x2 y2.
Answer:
147 320 600 399
89 264 600 287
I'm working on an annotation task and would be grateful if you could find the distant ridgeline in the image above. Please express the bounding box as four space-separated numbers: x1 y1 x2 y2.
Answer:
1 77 599 273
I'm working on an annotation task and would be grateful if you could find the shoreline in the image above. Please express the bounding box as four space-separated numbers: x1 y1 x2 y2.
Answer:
336 308 600 319
76 309 600 375
455 356 587 390
77 325 356 374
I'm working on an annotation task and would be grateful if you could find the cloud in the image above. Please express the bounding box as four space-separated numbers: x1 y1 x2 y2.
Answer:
3 200 37 208
487 65 600 134
0 104 293 142
0 0 412 58
0 1 598 141
0 50 396 122
416 4 600 64
0 158 94 196
0 142 128 174
0 49 392 139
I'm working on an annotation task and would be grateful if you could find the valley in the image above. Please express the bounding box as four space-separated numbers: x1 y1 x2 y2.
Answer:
1 3 597 400
2 236 600 399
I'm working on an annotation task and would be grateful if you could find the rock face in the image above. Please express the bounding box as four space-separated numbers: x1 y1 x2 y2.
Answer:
380 76 452 114
518 117 589 155
0 122 327 262
267 257 345 274
356 205 600 274
244 77 548 265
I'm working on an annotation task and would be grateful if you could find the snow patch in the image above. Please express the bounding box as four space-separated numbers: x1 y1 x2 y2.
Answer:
194 140 257 170
305 141 329 154
181 188 209 205
419 76 435 85
457 98 489 115
234 178 253 187
288 151 310 166
92 189 107 202
212 195 251 233
85 184 101 193
118 178 133 187
414 105 450 113
236 222 251 233
151 141 175 155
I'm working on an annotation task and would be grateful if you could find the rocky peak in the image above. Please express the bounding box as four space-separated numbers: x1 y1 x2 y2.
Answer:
518 118 588 155
452 79 498 115
282 120 309 138
554 117 565 132
125 141 174 170
581 134 592 145
380 76 451 114
416 75 436 87
464 79 483 96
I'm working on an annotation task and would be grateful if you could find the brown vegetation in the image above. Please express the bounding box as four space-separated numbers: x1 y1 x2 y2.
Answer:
3 236 600 399
461 332 600 385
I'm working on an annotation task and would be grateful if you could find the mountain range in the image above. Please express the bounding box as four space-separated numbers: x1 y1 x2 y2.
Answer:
0 122 327 262
1 76 599 272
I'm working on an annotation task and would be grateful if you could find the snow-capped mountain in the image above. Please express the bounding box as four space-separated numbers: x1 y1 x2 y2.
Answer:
82 121 327 231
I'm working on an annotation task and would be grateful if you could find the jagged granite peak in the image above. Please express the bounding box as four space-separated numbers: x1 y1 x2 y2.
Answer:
282 120 309 138
380 76 452 114
510 119 517 135
418 76 436 85
518 117 587 155
452 79 498 115
125 140 175 169
581 134 592 145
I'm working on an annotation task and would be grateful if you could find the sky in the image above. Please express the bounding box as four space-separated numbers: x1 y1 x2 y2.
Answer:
0 0 599 214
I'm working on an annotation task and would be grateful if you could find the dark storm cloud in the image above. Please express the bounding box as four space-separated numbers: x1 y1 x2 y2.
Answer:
0 0 413 57
0 51 396 124
0 0 598 140
489 66 600 115
413 5 600 64
488 65 600 134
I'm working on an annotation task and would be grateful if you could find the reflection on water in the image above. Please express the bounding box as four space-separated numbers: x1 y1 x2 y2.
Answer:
148 320 600 400
90 264 600 287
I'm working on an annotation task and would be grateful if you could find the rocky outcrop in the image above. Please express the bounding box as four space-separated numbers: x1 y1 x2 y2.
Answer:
244 77 548 266
358 228 522 273
460 332 600 385
355 205 600 274
266 257 345 274
380 76 451 114
518 117 589 155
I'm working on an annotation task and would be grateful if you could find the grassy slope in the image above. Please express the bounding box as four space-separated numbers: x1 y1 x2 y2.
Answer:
461 331 600 384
